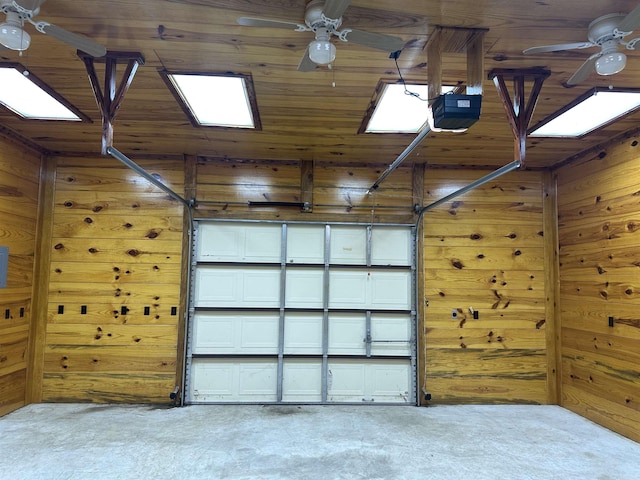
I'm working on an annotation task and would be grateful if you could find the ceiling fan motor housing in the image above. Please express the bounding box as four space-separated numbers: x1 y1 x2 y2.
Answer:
305 0 342 31
588 13 626 44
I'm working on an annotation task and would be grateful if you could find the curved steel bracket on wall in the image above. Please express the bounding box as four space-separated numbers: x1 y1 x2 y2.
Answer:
78 50 145 155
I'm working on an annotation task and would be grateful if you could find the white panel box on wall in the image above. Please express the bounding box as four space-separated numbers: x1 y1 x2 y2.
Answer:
286 225 325 264
192 312 279 355
194 266 281 307
197 223 281 262
329 226 366 264
371 227 412 266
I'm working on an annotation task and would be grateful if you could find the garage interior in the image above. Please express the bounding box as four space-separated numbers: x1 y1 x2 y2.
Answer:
1 0 640 476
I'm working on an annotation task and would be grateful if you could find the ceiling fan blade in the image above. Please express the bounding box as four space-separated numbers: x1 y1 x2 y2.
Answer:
297 47 317 72
523 42 595 55
343 29 404 52
237 17 303 30
12 0 47 13
617 3 640 33
322 0 351 19
566 52 600 85
37 22 106 57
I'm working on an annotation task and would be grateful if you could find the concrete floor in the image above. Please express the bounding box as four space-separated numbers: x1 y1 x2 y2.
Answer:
1 404 639 480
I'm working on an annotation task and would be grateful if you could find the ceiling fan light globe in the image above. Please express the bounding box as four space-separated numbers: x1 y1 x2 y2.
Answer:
595 52 626 75
0 21 31 50
308 39 336 65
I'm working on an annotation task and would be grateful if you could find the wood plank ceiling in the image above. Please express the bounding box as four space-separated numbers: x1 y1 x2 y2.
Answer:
2 0 640 169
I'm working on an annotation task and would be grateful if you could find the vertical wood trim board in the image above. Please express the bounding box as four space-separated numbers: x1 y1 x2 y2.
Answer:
542 171 561 404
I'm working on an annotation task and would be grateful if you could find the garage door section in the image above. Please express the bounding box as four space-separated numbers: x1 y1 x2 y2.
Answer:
186 221 416 404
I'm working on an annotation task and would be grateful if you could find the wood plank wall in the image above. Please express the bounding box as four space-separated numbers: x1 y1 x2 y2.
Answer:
38 156 185 403
0 139 41 416
557 133 640 442
422 170 549 404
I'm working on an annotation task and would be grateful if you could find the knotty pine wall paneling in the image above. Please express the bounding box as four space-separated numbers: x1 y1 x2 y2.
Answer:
0 138 42 416
422 170 548 404
194 158 416 223
41 157 185 403
557 134 640 442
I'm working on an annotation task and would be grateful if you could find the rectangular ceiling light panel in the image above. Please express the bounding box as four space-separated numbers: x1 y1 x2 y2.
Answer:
529 87 640 137
167 73 258 128
0 65 82 121
364 83 456 133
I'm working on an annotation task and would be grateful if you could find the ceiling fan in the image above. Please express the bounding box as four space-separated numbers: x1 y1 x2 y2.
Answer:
523 5 640 85
237 0 404 71
0 0 106 57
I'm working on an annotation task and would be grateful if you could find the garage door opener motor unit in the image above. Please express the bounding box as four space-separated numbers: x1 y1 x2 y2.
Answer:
432 94 482 130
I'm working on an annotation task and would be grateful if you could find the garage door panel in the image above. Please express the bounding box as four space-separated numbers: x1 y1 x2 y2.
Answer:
285 269 324 308
330 226 366 264
371 314 412 356
282 360 322 402
328 314 365 355
194 267 281 307
328 360 411 403
192 312 279 354
284 313 322 354
191 359 278 402
369 272 411 310
287 225 325 264
328 271 367 308
371 227 412 266
197 223 281 262
329 270 411 310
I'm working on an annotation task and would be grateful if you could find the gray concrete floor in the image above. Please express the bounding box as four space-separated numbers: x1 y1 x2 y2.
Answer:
1 403 639 480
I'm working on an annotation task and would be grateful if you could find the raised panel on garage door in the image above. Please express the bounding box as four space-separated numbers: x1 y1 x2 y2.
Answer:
370 314 412 356
282 359 322 402
330 226 366 264
194 266 281 307
371 227 412 266
190 358 278 402
197 223 281 262
287 225 325 264
192 312 279 355
284 313 322 354
285 268 324 308
327 359 411 403
329 270 411 310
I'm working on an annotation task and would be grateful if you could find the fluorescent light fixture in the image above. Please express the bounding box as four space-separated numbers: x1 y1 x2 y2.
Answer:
363 82 455 133
0 63 84 121
529 87 640 138
162 72 260 129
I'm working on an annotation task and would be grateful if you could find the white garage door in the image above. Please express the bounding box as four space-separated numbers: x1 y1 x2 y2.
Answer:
185 221 416 404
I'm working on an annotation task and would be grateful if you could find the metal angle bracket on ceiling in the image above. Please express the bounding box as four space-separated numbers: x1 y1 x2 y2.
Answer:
487 67 550 169
78 50 145 156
